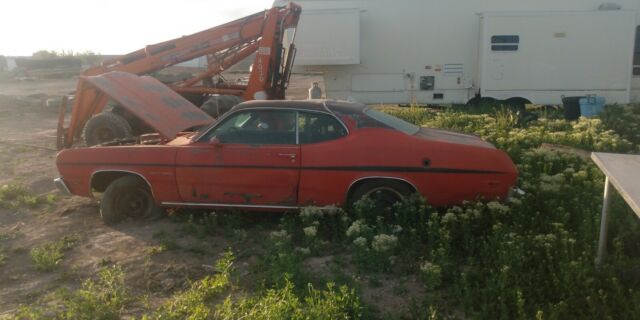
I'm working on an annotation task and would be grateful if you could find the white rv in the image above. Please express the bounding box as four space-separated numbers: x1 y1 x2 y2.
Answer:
280 0 640 106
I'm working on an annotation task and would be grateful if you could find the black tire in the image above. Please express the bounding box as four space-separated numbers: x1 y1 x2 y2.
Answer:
83 112 133 146
348 179 414 210
100 176 163 225
466 96 497 107
201 95 242 118
504 98 529 112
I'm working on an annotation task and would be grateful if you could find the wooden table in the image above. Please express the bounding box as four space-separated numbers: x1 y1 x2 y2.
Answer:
591 152 640 266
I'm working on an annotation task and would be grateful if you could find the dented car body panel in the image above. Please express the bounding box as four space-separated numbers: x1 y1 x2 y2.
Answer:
56 99 518 210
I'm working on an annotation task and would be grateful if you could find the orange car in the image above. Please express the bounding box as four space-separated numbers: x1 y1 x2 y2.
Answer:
55 72 518 224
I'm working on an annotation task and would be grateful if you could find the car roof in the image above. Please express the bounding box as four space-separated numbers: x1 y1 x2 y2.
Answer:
232 99 368 115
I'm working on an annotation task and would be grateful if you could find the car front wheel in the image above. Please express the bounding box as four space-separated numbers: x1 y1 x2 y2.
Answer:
100 176 162 225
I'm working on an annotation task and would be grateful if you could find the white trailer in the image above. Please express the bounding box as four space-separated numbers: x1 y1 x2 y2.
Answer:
279 0 640 106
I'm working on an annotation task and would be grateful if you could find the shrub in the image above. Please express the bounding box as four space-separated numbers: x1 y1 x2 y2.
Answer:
259 228 309 287
63 266 130 319
419 261 442 288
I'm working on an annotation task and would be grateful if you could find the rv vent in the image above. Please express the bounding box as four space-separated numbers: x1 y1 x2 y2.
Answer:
598 3 622 10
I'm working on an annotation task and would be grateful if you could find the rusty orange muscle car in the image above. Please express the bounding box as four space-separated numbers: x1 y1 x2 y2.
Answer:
55 72 518 224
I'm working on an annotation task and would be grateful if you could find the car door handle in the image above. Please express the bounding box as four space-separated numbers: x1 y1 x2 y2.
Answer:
277 153 297 159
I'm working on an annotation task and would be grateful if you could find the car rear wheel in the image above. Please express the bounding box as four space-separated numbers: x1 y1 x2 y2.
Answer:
83 112 133 146
348 180 414 211
100 176 162 225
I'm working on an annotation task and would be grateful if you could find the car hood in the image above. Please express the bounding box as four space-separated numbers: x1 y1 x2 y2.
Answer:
84 71 214 140
415 127 495 148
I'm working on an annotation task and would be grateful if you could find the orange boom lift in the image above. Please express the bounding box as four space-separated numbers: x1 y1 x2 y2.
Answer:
58 2 301 149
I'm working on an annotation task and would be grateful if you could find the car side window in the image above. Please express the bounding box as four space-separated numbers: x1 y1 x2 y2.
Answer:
203 110 296 145
298 112 347 144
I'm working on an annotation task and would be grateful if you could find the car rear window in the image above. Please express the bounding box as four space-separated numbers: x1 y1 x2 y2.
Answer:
363 108 420 135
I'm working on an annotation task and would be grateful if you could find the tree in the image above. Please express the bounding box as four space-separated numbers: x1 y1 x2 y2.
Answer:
32 50 59 59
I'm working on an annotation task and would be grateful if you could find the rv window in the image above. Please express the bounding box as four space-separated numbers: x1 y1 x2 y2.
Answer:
491 35 519 44
491 35 519 52
633 26 640 76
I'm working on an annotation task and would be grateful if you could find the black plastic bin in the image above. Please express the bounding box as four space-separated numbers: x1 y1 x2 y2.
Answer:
562 96 582 120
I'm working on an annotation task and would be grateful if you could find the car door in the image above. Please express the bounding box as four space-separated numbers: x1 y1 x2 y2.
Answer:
297 111 350 205
175 109 300 207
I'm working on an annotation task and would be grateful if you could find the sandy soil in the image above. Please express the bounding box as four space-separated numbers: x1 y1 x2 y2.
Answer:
0 77 419 317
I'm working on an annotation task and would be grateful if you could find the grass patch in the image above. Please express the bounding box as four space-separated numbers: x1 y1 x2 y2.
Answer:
0 183 43 209
145 250 234 320
152 230 181 251
0 229 21 241
216 277 363 319
30 235 79 272
14 265 130 319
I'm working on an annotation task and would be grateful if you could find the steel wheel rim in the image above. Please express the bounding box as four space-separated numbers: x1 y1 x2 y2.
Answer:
114 187 151 219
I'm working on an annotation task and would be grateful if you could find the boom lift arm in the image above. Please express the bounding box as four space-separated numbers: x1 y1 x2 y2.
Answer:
59 2 301 149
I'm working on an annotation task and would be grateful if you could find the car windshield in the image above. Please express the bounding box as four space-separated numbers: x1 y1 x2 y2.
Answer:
363 108 420 135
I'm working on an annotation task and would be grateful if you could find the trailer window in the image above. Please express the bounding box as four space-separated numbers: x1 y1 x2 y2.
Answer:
633 26 640 76
491 35 519 51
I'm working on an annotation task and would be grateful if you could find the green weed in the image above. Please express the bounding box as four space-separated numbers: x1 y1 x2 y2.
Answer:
215 277 363 319
14 265 130 319
152 230 181 251
144 250 234 320
0 183 42 209
30 235 79 272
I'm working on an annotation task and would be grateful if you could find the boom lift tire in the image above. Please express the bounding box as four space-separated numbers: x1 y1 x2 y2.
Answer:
83 112 133 146
201 95 242 118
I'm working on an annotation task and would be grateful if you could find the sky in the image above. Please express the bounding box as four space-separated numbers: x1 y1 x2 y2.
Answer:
0 0 276 56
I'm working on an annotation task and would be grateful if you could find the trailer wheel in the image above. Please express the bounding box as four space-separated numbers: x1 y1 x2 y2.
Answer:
201 95 242 118
100 175 162 225
504 98 530 112
83 112 133 146
467 97 497 107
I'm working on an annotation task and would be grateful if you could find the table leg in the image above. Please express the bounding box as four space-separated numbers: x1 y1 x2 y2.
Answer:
596 177 612 267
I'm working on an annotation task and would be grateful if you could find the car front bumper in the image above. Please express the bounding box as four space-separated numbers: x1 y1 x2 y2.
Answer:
53 177 71 196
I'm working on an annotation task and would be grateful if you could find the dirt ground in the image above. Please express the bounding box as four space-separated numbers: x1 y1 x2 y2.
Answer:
0 75 422 317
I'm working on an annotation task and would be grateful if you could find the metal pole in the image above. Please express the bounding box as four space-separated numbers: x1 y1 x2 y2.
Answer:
596 177 612 267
